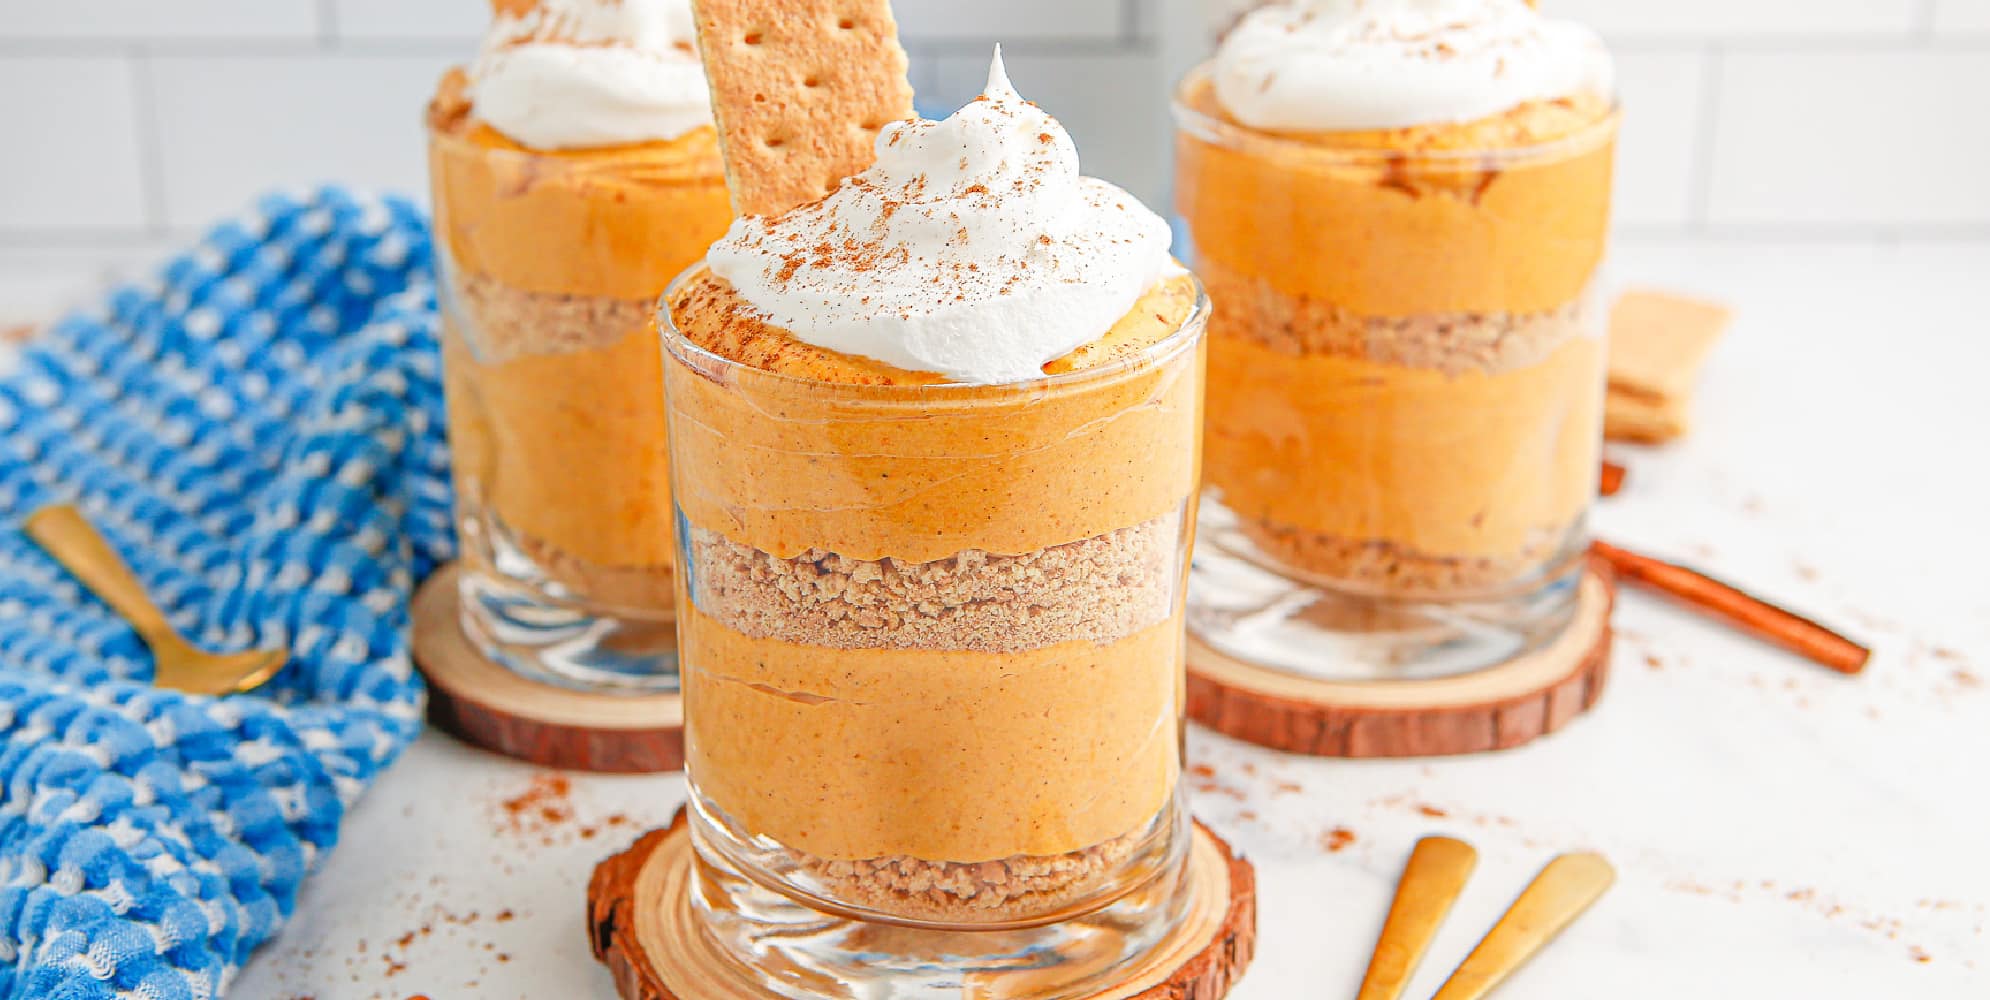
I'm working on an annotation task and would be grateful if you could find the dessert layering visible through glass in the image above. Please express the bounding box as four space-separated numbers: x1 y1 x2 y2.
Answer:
1175 66 1621 679
426 121 729 692
662 269 1211 999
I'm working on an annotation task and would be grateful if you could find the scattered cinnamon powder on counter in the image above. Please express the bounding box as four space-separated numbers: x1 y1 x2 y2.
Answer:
1416 804 1448 818
1321 827 1357 852
498 772 574 838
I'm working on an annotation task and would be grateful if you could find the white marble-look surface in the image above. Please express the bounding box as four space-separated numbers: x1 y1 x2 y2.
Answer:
13 240 1988 998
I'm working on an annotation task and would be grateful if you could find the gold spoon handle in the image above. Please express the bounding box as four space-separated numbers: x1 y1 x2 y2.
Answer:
1355 836 1479 1000
1430 853 1616 1000
24 504 179 646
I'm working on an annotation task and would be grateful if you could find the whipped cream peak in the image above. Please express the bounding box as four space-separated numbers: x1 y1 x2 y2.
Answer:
1212 0 1614 132
468 0 712 150
704 49 1177 385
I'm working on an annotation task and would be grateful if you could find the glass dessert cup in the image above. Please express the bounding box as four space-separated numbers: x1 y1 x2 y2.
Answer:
427 119 730 692
1174 67 1620 680
661 271 1210 999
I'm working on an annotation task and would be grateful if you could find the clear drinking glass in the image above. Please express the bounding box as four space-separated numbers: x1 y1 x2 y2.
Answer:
1174 66 1620 678
661 272 1210 999
426 121 729 691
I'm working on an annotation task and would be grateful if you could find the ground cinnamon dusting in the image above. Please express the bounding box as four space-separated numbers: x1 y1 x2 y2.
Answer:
1599 459 1626 497
1321 827 1357 852
490 772 591 846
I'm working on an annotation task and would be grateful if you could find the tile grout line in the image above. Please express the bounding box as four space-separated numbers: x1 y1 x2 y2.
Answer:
1684 42 1724 236
126 44 171 238
317 0 340 48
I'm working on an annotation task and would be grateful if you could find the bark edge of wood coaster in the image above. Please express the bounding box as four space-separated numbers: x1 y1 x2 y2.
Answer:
1187 566 1615 758
587 808 1257 1000
411 562 685 773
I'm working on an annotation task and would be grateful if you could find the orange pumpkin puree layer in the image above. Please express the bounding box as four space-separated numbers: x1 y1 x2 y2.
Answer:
428 67 732 586
662 269 1204 564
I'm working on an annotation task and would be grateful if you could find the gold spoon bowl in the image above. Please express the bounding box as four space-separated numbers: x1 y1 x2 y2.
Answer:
24 503 286 697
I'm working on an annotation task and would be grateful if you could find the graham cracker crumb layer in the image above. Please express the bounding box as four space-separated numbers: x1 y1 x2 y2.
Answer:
799 829 1141 924
1236 515 1580 597
686 515 1179 652
1198 255 1594 375
448 269 657 363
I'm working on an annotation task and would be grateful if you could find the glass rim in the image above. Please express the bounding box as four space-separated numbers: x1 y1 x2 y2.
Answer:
655 265 1211 403
1171 63 1621 167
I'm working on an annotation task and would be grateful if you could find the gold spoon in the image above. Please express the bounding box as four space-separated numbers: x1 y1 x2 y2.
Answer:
25 503 287 696
1356 836 1480 1000
1430 852 1616 1000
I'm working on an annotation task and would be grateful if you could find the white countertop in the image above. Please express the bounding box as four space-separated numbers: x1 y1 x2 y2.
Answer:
15 240 1990 998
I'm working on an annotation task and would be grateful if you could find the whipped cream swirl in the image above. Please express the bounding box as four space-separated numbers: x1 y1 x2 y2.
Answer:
1212 0 1614 131
704 50 1177 385
468 0 712 149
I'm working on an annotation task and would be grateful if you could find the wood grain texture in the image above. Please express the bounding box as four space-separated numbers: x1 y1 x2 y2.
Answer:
1187 567 1614 758
411 563 685 773
589 810 1257 1000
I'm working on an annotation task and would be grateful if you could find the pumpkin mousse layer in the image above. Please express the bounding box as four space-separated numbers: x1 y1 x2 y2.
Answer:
427 0 728 609
1179 0 1616 595
668 54 1203 924
666 268 1200 564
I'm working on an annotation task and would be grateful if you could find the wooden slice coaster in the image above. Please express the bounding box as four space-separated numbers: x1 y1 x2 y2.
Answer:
1187 566 1615 758
589 809 1257 1000
411 562 684 773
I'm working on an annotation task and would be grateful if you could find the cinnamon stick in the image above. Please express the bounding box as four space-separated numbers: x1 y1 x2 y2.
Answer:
1590 540 1870 675
1599 460 1626 497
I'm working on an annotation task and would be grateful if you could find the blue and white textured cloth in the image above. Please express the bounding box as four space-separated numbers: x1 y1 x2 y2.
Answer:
0 188 453 999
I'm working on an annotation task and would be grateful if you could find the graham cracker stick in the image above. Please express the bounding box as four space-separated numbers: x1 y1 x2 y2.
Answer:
689 0 914 217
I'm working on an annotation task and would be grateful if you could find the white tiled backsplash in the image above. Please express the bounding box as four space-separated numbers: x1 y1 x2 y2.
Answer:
0 0 1986 281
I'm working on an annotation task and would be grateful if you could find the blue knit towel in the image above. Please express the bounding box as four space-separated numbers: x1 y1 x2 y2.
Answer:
0 188 453 999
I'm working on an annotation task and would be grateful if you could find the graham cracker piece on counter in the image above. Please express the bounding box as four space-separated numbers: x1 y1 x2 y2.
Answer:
1606 289 1731 443
1605 392 1688 445
689 0 914 218
1608 289 1731 403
